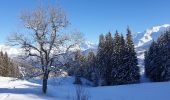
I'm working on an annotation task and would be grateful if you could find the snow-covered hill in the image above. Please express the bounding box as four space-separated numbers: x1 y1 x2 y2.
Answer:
1 76 170 100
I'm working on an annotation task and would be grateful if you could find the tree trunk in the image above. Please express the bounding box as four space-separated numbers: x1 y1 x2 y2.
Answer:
42 70 49 94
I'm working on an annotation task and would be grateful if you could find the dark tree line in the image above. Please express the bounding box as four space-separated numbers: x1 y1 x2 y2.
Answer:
145 30 170 82
95 28 139 86
69 28 140 86
0 51 19 77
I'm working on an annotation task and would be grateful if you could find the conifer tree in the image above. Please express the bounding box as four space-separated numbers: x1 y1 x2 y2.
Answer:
86 51 96 82
0 51 4 76
0 52 20 77
145 30 170 81
144 51 149 77
103 32 113 85
159 31 170 80
111 31 128 85
73 50 85 84
96 34 107 86
111 31 122 84
4 52 10 76
117 34 127 84
145 41 159 80
124 28 140 83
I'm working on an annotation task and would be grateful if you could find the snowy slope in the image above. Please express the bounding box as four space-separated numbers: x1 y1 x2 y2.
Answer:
1 76 170 100
0 77 54 100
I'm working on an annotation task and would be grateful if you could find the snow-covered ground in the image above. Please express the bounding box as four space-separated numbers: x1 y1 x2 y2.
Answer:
0 76 170 100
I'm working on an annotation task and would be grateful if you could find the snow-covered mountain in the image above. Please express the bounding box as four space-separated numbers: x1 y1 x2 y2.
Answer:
80 41 97 51
83 24 170 57
1 24 170 64
0 41 98 58
81 41 97 56
134 24 170 57
82 24 170 59
0 45 22 57
134 24 170 49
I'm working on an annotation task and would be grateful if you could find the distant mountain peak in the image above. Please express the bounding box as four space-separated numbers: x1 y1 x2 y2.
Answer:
0 45 21 57
1 24 170 58
145 24 170 35
134 24 170 48
0 41 98 58
80 41 97 51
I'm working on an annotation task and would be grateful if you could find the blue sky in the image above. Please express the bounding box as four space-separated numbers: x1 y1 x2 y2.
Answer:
0 0 170 44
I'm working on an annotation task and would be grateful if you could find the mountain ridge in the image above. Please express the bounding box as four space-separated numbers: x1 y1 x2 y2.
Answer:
1 24 170 58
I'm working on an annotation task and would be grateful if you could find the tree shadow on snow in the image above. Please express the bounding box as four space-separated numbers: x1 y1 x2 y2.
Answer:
0 86 41 95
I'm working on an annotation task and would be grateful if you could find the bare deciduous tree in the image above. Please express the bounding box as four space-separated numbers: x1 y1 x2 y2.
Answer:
8 5 83 93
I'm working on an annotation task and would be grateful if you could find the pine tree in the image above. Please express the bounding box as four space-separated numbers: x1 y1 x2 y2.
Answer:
111 31 121 84
144 51 149 77
117 34 127 84
145 30 170 81
0 51 20 77
159 31 170 81
124 27 140 84
145 41 159 80
0 51 3 75
111 31 128 85
0 52 9 76
103 32 114 85
4 52 10 76
86 51 96 83
73 50 84 84
96 34 107 86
